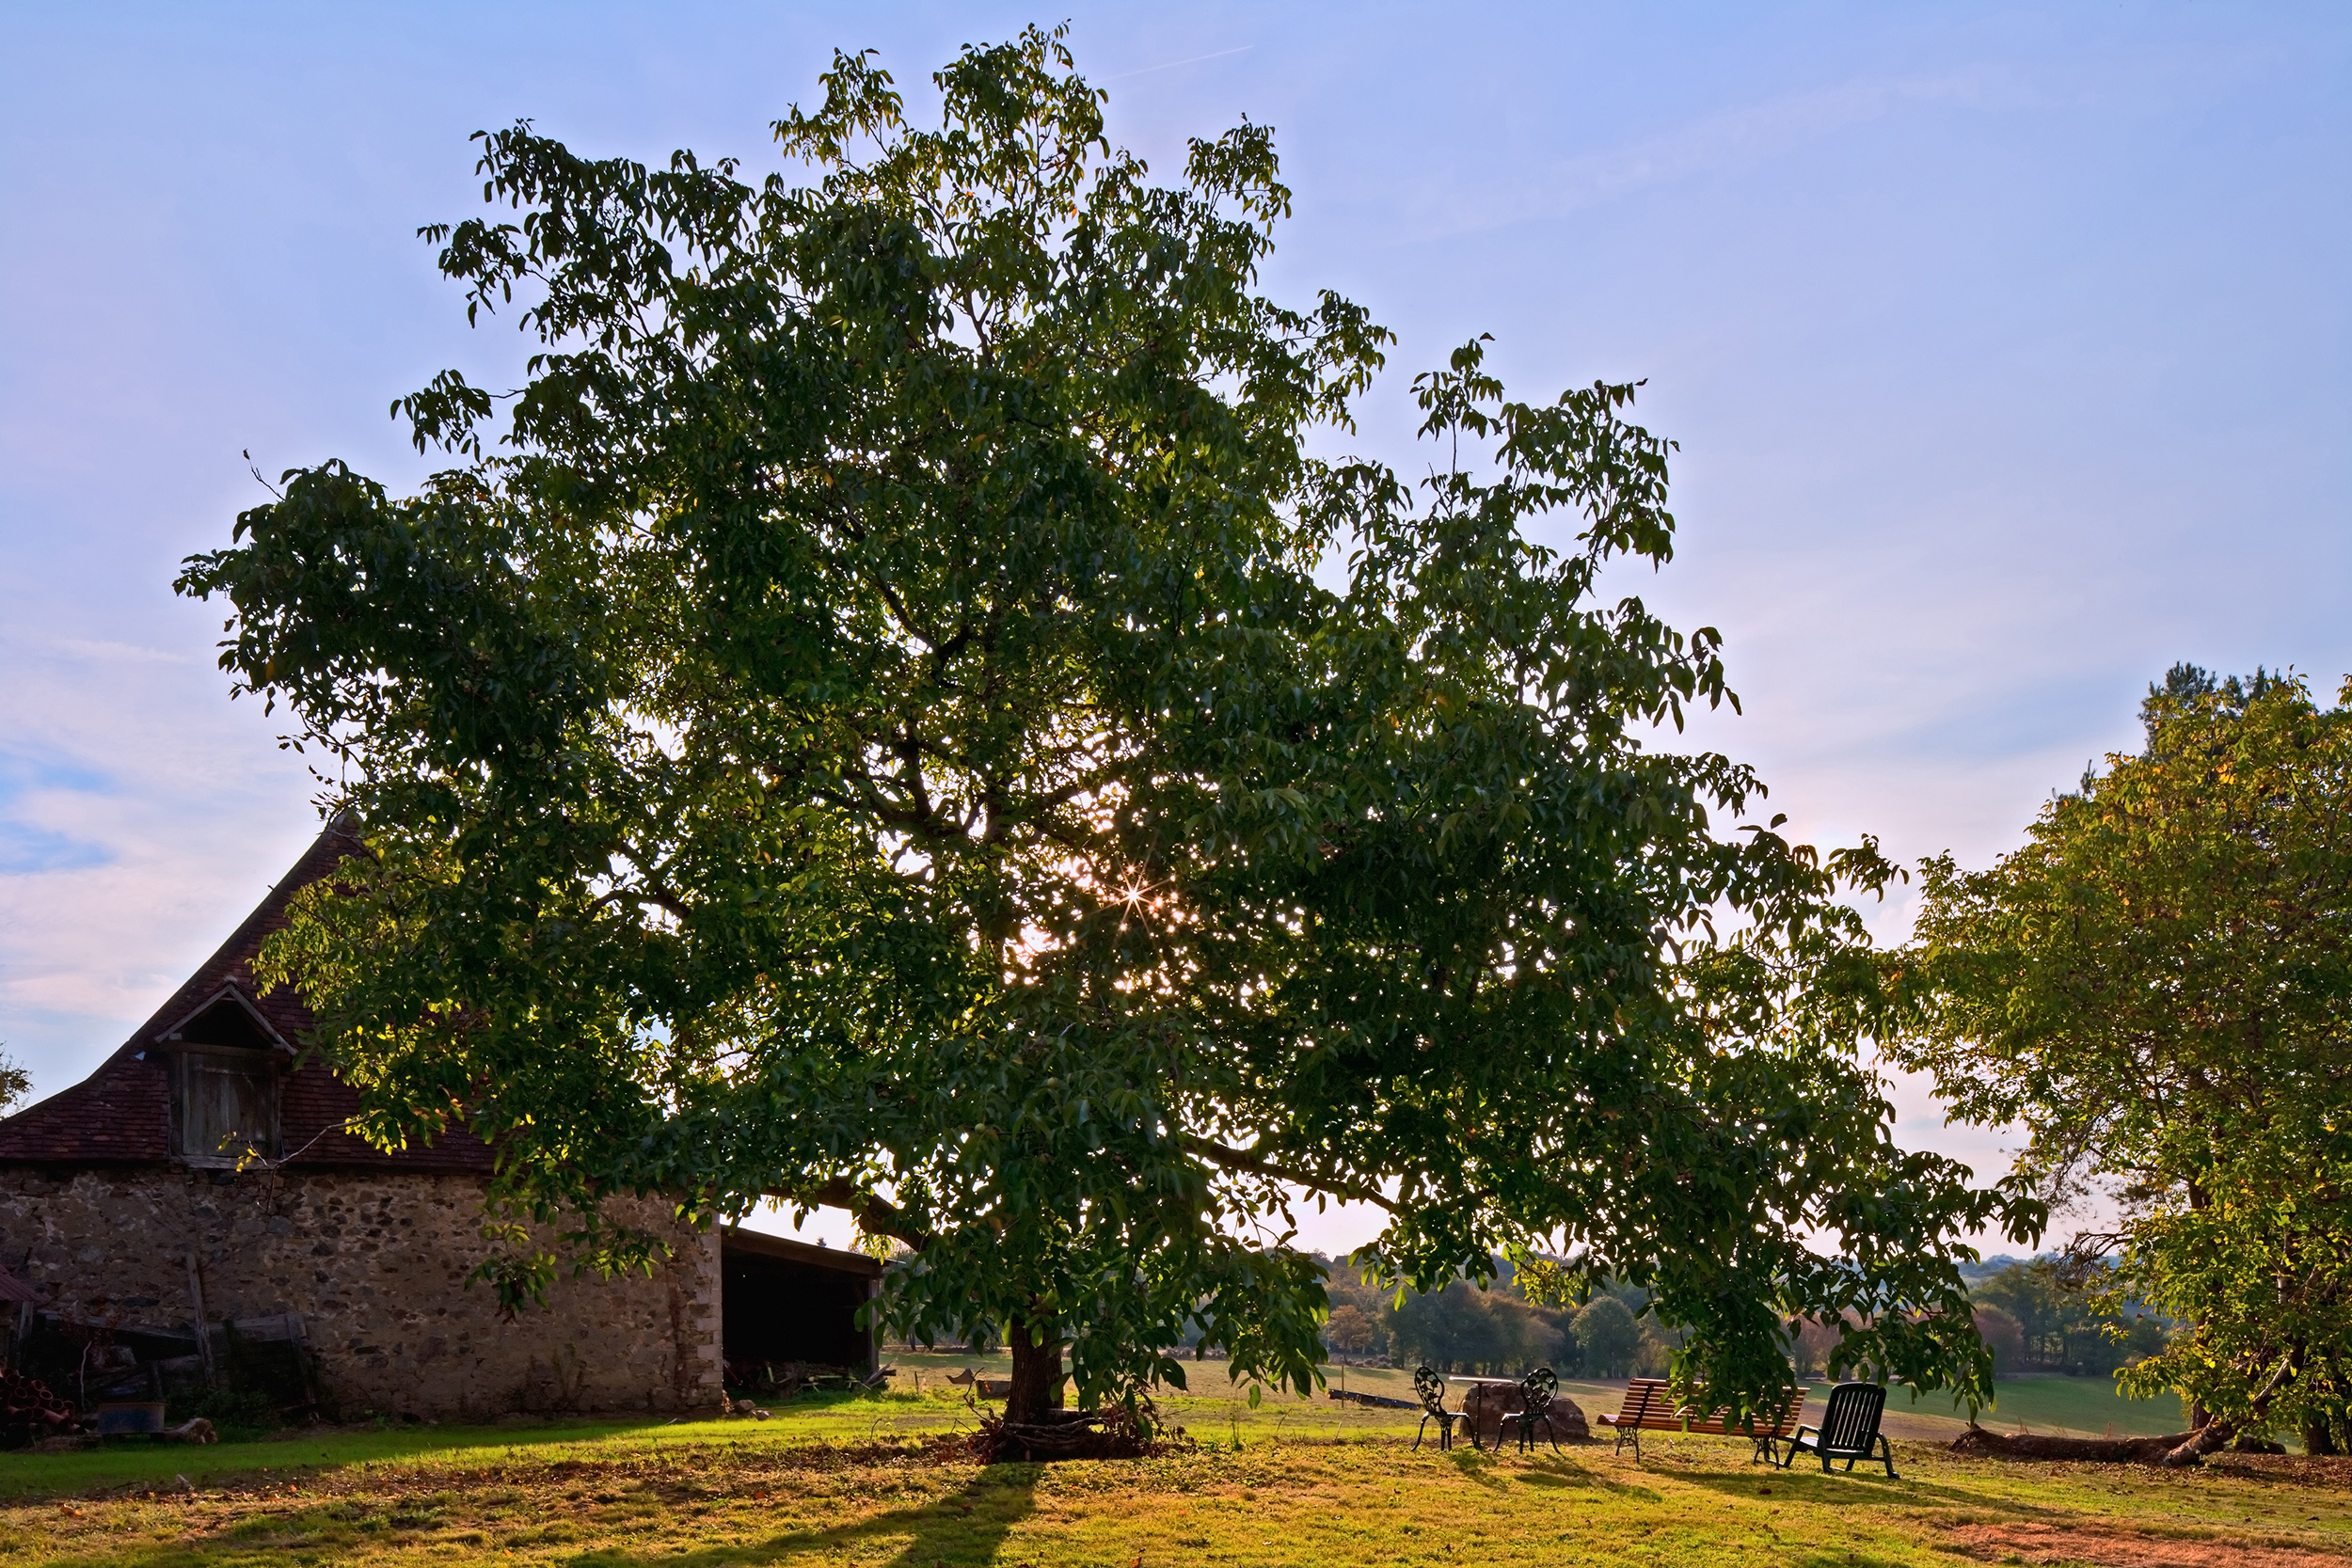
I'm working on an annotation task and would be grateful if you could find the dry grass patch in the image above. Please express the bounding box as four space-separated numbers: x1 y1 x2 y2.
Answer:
1941 1521 2351 1566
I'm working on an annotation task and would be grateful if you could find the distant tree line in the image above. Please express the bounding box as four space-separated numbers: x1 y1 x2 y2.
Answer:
900 1253 1680 1381
1317 1258 1681 1380
1320 1254 2164 1386
1963 1259 2169 1379
1779 1258 2172 1383
1301 1248 2175 1388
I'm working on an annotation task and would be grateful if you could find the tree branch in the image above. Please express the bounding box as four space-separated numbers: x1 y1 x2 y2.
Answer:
1180 1134 1396 1213
787 1178 934 1252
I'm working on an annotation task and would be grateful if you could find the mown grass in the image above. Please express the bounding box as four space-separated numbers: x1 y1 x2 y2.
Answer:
0 1380 2339 1567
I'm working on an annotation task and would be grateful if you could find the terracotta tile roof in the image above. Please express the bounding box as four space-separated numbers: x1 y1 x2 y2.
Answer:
0 822 496 1175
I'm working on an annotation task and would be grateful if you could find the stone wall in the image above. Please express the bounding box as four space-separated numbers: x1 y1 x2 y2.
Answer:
0 1164 723 1420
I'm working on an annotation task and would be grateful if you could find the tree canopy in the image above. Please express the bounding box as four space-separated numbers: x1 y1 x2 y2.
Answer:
0 1048 25 1117
179 27 2033 1425
1890 666 2352 1458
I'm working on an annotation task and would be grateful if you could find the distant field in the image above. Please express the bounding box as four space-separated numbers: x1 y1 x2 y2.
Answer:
1915 1374 2186 1438
883 1353 2184 1441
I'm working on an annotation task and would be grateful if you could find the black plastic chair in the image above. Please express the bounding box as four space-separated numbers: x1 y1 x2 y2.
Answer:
1412 1367 1462 1451
1496 1367 1564 1454
1770 1381 1898 1478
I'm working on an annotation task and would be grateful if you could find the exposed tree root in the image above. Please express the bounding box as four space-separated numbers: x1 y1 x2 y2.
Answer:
971 1404 1178 1464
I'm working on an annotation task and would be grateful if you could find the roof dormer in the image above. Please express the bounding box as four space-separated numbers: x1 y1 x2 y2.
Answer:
155 986 291 1054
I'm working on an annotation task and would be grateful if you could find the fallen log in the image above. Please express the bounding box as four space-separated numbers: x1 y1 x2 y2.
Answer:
1950 1424 2190 1464
1327 1389 1418 1410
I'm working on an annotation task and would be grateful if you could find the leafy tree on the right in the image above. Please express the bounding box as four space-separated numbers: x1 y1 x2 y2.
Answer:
1889 666 2352 1461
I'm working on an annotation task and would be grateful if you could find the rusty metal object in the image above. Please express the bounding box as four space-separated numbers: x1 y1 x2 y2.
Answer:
940 1367 1014 1398
723 1357 867 1402
1 1366 79 1449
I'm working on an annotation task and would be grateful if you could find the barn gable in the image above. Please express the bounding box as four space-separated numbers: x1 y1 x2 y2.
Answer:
0 824 879 1429
0 826 724 1422
0 822 495 1175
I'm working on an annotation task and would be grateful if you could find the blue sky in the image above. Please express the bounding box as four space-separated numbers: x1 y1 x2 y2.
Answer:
2 3 2345 1248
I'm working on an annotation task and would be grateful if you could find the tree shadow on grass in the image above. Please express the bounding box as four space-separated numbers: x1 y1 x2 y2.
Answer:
1443 1448 1510 1492
12 1465 1041 1568
1502 1455 1662 1500
1442 1446 1665 1501
0 1420 717 1502
1671 1462 2068 1517
558 1465 1041 1568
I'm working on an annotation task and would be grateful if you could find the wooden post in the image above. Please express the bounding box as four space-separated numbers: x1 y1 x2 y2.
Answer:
186 1252 215 1382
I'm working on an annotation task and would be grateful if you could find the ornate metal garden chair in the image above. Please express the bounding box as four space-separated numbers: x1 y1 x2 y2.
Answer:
1495 1367 1565 1454
1768 1381 1898 1478
1412 1367 1463 1451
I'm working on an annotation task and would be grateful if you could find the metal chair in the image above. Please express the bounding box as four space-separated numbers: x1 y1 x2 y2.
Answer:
1769 1381 1898 1478
1495 1367 1564 1454
1412 1367 1462 1451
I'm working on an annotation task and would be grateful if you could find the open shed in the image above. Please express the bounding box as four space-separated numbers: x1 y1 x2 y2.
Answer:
719 1227 881 1382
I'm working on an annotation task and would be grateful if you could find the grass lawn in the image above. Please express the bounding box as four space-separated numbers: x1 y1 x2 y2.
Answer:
1902 1376 2187 1440
0 1378 2341 1567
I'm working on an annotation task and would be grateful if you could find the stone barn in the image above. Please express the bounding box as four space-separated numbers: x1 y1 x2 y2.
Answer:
0 826 879 1424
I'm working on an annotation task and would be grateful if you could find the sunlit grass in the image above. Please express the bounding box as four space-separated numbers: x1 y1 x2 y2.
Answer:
0 1378 2337 1567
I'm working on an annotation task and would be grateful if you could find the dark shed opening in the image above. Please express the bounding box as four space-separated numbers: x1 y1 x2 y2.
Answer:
720 1227 880 1375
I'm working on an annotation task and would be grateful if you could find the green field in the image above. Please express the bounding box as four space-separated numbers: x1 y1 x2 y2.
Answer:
0 1375 2337 1568
1907 1373 2186 1439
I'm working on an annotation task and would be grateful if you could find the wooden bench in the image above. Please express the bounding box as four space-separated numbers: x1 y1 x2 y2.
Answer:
1594 1378 1804 1459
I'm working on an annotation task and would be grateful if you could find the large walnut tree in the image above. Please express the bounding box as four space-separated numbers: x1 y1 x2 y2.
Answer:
182 28 2033 1425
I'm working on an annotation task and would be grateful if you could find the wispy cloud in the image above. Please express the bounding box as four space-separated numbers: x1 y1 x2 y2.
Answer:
0 823 110 876
0 633 315 1095
55 638 193 665
0 749 114 803
0 748 116 895
1400 68 2012 242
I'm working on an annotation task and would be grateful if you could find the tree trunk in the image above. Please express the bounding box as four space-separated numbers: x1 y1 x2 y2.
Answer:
2164 1351 2301 1465
2163 1418 2239 1466
2303 1418 2341 1456
1005 1319 1065 1424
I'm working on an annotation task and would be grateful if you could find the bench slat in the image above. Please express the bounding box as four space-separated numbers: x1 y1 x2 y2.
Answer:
1596 1378 1804 1437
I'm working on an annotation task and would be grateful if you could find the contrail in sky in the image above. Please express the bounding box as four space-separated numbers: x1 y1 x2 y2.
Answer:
1104 44 1253 81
